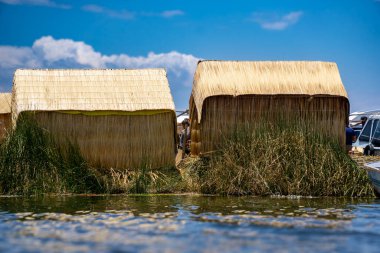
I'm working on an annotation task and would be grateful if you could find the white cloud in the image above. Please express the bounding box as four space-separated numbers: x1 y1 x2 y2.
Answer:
0 46 41 68
0 0 71 9
251 11 304 30
0 36 200 108
27 36 199 75
32 36 104 67
82 4 184 20
81 4 103 13
82 4 134 20
160 10 184 18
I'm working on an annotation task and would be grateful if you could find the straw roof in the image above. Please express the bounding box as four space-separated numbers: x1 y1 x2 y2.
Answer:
192 61 348 121
12 69 175 117
0 93 11 114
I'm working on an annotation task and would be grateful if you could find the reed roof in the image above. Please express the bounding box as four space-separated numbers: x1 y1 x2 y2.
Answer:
0 93 11 114
192 61 348 121
12 69 175 117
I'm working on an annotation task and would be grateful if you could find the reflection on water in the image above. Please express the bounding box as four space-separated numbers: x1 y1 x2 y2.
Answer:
0 195 379 252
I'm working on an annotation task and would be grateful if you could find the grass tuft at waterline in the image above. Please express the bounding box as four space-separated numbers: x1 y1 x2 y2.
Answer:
180 122 374 197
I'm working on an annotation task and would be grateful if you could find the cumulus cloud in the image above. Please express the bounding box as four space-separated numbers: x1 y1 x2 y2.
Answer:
0 36 200 108
0 0 71 9
32 36 104 67
0 46 40 68
251 11 304 30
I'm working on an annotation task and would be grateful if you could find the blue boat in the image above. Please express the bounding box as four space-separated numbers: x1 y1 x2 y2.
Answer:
364 161 380 197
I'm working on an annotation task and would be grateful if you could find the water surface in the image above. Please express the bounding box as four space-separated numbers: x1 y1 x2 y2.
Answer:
0 195 379 252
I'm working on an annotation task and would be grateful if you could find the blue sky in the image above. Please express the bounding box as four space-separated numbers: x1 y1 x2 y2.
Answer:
0 0 379 112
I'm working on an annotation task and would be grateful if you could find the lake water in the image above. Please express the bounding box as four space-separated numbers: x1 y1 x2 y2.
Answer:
0 195 379 253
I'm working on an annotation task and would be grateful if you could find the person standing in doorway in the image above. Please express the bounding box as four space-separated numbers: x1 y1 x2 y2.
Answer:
179 119 191 158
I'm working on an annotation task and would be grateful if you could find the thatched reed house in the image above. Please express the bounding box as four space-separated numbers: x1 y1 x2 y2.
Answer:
189 61 349 155
12 69 177 169
0 93 11 140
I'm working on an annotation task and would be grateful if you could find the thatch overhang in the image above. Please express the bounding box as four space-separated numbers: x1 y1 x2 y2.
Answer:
12 69 175 118
191 61 348 122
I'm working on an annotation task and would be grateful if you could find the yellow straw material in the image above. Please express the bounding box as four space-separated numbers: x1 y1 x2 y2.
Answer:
12 69 177 168
190 61 349 155
0 93 11 114
0 93 11 140
192 61 348 122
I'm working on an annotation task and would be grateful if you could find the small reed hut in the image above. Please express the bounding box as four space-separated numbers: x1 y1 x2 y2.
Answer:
0 93 11 141
189 61 349 155
12 69 177 169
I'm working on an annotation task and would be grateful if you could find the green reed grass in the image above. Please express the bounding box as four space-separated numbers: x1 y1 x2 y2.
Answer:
187 121 374 197
0 114 180 195
0 114 104 195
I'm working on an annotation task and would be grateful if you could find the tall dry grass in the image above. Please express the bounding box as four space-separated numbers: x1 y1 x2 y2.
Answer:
104 166 183 194
188 121 374 197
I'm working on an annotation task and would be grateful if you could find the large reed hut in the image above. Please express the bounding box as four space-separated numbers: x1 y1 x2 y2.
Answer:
0 93 11 140
12 69 177 169
190 61 349 155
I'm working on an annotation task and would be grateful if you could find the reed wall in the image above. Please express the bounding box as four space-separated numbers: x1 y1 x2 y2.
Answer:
30 111 176 169
0 114 11 141
190 95 349 155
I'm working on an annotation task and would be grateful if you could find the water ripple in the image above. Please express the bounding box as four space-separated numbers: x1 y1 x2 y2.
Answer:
0 195 379 253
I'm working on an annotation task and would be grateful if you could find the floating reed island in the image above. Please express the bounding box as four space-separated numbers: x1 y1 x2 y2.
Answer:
12 69 177 169
0 62 374 196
